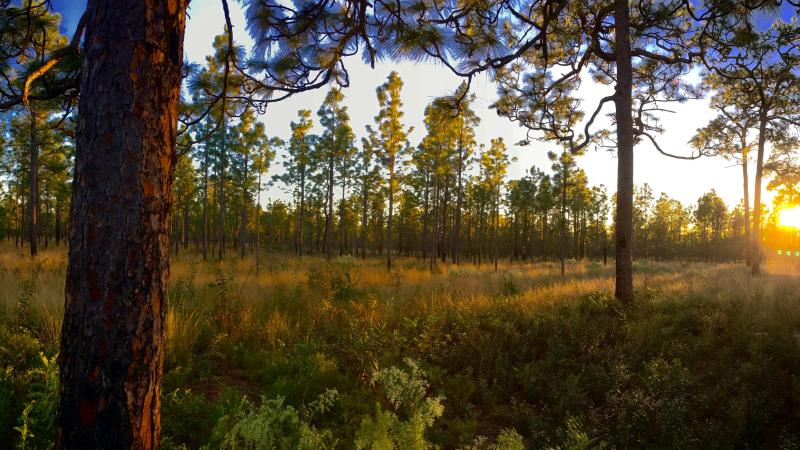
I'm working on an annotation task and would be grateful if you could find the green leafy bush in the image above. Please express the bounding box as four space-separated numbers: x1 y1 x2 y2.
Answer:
14 353 58 450
355 359 444 450
207 390 339 450
307 262 360 303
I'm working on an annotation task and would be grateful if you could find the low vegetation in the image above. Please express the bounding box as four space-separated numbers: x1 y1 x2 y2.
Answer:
2 246 800 448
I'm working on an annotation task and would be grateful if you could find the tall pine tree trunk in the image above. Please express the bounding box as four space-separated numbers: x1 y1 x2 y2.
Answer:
613 0 634 304
55 200 62 246
29 107 38 257
239 155 249 259
325 154 334 259
202 145 209 260
430 176 438 272
751 106 767 275
559 165 567 278
741 142 751 267
452 142 464 264
183 203 189 251
339 178 346 256
256 165 262 273
57 1 187 447
360 178 368 259
218 116 227 260
387 161 394 271
298 167 305 256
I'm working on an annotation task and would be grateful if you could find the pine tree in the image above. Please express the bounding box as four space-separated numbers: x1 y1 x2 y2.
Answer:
374 72 411 271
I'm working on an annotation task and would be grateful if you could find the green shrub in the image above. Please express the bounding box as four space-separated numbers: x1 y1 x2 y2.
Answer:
355 358 444 450
161 388 219 448
14 353 58 450
464 429 526 450
307 262 360 303
207 390 338 450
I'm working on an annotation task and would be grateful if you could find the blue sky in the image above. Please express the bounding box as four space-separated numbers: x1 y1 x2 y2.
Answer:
48 0 789 210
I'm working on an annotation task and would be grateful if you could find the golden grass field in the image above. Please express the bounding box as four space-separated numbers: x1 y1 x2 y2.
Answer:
3 244 799 357
4 244 800 448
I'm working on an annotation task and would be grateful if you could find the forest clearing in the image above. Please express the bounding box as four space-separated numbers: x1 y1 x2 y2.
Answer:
5 0 800 448
3 246 800 448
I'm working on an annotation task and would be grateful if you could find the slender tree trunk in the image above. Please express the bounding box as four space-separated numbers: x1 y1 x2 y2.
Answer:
202 145 209 261
741 145 751 267
421 173 430 259
751 107 767 275
183 204 189 251
541 211 548 259
55 201 62 246
560 165 567 278
613 0 634 303
57 1 187 447
45 199 50 247
298 167 306 256
256 165 262 273
339 178 346 256
387 161 394 271
493 194 499 272
239 155 249 259
173 194 180 257
325 154 334 259
452 143 464 264
239 205 248 259
29 107 38 257
218 115 227 260
430 176 438 272
440 179 449 263
477 203 484 267
360 178 368 259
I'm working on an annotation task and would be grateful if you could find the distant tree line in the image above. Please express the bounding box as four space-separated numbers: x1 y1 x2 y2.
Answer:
1 67 759 267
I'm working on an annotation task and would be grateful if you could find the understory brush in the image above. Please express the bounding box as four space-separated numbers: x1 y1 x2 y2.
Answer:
2 249 800 448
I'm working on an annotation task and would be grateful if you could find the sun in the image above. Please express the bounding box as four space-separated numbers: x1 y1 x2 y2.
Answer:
778 206 800 229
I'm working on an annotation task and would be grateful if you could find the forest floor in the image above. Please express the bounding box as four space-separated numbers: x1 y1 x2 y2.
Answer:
2 245 800 448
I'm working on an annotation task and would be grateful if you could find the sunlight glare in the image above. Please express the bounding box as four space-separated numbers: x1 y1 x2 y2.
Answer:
778 206 800 229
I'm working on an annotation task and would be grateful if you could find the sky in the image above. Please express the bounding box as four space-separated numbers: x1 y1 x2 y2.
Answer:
48 0 790 209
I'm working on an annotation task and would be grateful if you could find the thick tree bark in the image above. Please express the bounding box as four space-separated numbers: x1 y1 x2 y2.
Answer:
613 0 634 303
57 1 187 448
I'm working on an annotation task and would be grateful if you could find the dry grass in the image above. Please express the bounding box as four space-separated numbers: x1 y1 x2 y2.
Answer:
3 243 800 354
5 244 800 448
